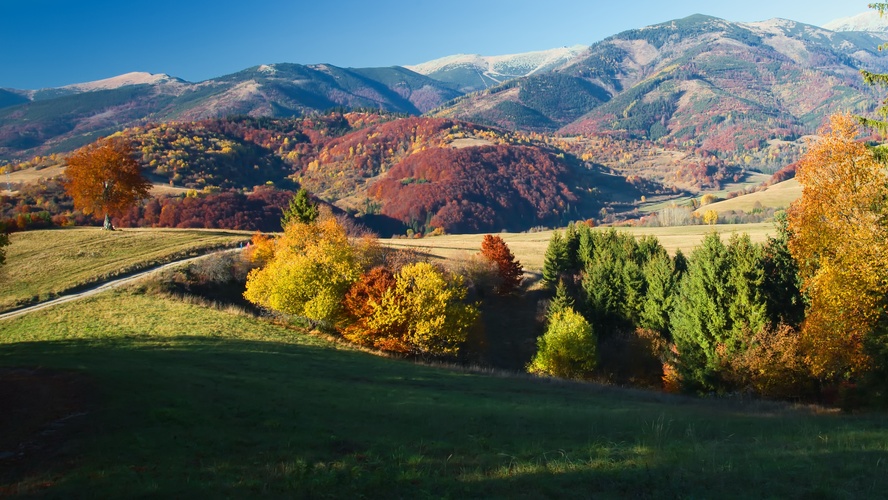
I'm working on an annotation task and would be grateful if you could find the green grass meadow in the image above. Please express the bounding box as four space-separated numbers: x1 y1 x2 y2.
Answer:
2 289 887 497
0 227 250 312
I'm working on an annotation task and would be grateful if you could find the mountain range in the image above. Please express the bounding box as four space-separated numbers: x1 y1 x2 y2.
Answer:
2 13 888 170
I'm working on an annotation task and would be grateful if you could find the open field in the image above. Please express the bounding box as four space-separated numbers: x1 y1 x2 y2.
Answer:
384 223 776 271
702 178 802 214
0 228 250 312
0 164 189 196
1 289 887 497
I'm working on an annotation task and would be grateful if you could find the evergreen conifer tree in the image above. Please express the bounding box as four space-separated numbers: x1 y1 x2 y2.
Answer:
542 231 569 288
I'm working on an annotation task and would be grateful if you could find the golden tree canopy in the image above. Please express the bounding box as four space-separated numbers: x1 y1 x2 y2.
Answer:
788 114 888 379
64 137 151 229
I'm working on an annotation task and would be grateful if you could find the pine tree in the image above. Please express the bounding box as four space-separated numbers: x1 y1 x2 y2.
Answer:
547 279 575 319
542 231 569 288
858 3 888 135
564 222 581 273
281 188 319 228
669 233 768 391
638 252 677 335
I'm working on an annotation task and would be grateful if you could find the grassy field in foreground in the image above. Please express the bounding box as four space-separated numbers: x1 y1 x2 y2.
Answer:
0 227 250 312
1 289 887 497
384 223 775 271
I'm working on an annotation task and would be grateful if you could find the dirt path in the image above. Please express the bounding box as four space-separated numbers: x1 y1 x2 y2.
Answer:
0 248 242 322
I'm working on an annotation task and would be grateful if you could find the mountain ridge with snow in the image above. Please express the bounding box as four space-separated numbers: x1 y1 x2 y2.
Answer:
824 10 888 34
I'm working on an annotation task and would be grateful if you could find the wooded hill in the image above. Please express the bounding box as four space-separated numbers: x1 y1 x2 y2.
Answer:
4 113 641 234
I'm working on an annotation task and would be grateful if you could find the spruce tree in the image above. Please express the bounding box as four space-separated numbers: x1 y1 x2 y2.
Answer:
669 233 769 391
281 188 319 228
639 252 677 336
547 279 575 319
542 231 569 288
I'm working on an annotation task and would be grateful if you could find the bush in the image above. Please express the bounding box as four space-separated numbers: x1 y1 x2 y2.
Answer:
363 262 479 357
527 307 597 380
728 324 817 400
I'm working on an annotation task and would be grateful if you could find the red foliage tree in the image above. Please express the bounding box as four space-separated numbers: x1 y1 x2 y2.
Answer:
480 234 524 294
369 145 579 233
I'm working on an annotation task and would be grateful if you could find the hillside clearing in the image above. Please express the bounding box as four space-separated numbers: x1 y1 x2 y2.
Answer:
702 178 802 214
0 228 249 312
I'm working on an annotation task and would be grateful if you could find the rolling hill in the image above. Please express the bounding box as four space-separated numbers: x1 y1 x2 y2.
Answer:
4 113 640 235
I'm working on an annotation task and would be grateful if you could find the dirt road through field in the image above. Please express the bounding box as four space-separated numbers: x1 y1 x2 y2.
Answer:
0 249 240 322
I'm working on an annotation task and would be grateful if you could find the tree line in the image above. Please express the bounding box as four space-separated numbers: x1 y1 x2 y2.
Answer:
532 114 888 406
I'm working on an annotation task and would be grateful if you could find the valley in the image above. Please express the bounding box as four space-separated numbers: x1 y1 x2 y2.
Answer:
3 5 888 498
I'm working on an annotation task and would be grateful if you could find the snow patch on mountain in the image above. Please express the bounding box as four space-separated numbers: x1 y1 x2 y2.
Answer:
824 11 888 33
406 45 588 83
60 72 180 92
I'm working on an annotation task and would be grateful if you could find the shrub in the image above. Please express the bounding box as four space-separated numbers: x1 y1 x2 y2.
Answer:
243 215 362 326
527 307 597 380
361 262 479 357
727 323 816 400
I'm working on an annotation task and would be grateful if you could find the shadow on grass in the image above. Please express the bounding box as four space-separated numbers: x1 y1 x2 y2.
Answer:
2 336 887 497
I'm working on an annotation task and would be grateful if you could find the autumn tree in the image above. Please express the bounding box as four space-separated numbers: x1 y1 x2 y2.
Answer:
527 306 597 380
787 114 888 381
362 262 479 357
341 266 405 351
64 138 151 230
703 209 718 226
243 214 362 326
480 234 523 294
0 231 8 267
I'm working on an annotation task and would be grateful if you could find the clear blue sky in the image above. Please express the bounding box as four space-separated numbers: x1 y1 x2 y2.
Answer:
2 0 867 89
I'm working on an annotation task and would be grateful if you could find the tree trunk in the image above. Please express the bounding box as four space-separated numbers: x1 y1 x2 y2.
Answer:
103 213 114 231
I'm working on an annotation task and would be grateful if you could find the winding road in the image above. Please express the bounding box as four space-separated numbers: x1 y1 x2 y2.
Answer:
0 248 241 322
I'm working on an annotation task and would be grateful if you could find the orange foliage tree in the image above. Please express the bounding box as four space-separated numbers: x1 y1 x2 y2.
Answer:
341 267 408 352
788 114 888 381
64 138 151 230
480 234 524 294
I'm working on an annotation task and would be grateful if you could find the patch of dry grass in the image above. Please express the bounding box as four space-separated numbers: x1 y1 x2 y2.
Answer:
702 178 801 214
0 227 250 312
383 223 775 271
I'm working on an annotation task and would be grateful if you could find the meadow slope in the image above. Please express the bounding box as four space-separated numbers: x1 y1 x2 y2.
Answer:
1 289 887 498
0 228 249 312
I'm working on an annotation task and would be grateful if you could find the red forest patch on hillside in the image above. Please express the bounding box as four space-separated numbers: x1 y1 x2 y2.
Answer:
369 145 582 233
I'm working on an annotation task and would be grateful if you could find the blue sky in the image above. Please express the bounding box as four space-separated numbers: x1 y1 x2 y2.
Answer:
2 0 868 89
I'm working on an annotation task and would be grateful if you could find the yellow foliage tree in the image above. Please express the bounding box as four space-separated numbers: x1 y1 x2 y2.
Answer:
787 114 888 380
702 209 718 226
243 215 361 325
527 307 597 380
364 262 479 356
